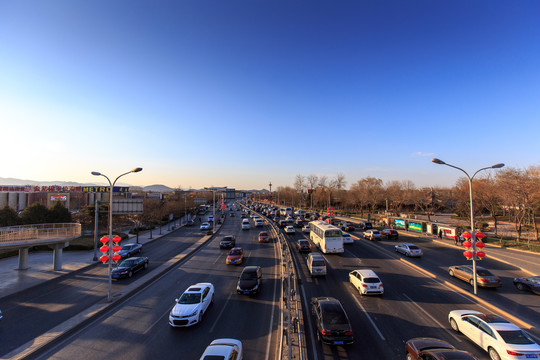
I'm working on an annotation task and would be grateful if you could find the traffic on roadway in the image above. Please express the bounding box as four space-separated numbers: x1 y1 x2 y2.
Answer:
1 200 539 360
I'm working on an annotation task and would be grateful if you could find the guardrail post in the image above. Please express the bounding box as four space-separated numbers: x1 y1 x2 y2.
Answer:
18 248 29 270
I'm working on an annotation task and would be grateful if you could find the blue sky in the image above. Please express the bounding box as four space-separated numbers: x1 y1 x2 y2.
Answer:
1 1 539 190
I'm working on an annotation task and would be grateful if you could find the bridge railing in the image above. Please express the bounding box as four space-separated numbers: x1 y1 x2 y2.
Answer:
0 223 81 245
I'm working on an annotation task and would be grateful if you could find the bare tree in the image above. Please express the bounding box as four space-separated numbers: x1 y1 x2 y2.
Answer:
306 174 319 190
294 174 306 193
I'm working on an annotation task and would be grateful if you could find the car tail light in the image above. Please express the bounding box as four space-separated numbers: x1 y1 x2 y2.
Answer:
344 330 353 336
362 283 368 287
506 350 524 356
321 330 331 335
379 283 384 287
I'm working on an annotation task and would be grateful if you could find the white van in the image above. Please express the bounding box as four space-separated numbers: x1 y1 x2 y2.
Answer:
242 219 250 230
307 253 327 277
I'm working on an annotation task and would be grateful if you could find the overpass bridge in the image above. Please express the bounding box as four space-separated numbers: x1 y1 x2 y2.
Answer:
0 223 81 270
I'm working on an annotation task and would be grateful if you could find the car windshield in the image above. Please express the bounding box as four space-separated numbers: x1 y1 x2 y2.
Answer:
229 250 242 255
118 260 135 268
364 277 380 283
202 356 226 360
178 293 201 304
260 232 267 236
240 271 257 280
477 269 494 276
497 330 535 344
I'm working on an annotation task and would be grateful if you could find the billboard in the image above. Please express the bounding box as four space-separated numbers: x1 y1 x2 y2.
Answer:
394 219 406 229
112 199 143 214
409 221 422 232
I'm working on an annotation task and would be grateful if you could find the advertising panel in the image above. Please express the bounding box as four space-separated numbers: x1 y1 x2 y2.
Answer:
394 219 406 229
409 221 422 232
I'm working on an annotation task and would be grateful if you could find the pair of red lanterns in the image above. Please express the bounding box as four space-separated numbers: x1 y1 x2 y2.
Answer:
462 231 486 260
99 236 122 264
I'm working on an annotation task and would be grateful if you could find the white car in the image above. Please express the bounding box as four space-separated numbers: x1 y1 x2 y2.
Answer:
342 232 354 244
363 229 381 241
394 243 423 257
241 219 250 230
200 338 243 360
200 222 211 230
169 283 214 327
448 310 540 360
349 269 384 295
302 225 310 234
208 215 214 222
285 226 295 234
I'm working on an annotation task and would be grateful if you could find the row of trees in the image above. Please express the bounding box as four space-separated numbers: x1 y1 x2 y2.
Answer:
264 166 540 242
0 202 72 227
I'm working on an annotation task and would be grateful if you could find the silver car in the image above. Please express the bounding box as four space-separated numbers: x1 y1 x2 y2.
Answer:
363 229 381 241
394 243 423 257
448 265 502 288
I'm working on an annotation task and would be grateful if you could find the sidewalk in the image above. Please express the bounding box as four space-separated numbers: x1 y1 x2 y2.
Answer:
0 219 183 299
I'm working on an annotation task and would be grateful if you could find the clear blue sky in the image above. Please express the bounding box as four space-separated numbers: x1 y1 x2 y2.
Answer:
1 1 539 190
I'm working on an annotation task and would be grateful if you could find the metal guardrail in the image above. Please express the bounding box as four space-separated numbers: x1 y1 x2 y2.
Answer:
0 223 81 246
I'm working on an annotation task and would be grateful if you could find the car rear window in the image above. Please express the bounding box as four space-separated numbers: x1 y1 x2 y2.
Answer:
364 277 380 283
477 269 494 276
321 303 349 325
409 245 419 250
312 260 326 267
497 330 535 344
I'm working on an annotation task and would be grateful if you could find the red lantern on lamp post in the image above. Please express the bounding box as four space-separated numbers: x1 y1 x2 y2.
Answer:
476 251 486 259
462 240 472 249
463 251 473 260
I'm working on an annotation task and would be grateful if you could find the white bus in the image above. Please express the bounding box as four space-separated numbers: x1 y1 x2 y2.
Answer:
309 220 344 254
280 207 293 218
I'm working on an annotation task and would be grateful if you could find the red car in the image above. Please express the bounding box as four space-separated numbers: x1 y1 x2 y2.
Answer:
226 247 244 265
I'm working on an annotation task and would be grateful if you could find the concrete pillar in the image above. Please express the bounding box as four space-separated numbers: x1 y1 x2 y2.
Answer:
0 193 8 208
18 192 27 211
18 248 29 270
51 243 68 271
8 192 18 209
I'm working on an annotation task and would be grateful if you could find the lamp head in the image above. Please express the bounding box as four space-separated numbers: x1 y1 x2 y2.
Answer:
131 167 143 173
91 171 101 176
491 163 505 169
431 158 446 165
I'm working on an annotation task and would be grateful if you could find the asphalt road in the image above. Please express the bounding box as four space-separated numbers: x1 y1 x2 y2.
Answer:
279 219 540 360
33 213 282 360
0 217 211 357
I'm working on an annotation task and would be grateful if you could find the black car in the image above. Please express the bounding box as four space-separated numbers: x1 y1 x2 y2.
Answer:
220 235 236 249
297 239 311 253
340 222 355 232
118 243 143 258
359 222 372 230
381 229 399 240
185 219 194 226
237 266 262 295
513 276 540 295
311 297 354 345
111 257 149 279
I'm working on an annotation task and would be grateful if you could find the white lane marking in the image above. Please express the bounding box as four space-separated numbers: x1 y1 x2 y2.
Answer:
402 293 462 342
264 237 279 360
350 291 386 341
144 306 172 335
209 291 234 333
301 284 318 360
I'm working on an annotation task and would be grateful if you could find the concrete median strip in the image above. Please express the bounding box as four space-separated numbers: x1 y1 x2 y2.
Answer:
3 232 217 360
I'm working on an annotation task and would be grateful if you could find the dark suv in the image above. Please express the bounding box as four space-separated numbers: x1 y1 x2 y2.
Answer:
381 229 399 240
219 235 236 249
359 222 372 230
311 297 354 346
237 266 262 295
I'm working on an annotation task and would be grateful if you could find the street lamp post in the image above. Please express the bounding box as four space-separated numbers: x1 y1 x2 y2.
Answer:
431 159 504 295
91 167 142 302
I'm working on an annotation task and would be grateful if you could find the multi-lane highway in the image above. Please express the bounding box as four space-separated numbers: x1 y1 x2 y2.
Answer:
280 216 540 360
33 211 282 360
2 202 539 360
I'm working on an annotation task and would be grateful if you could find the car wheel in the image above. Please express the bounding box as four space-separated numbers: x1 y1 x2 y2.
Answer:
450 318 459 332
406 352 413 360
128 271 133 278
406 252 410 257
448 269 454 277
488 347 501 360
469 279 474 286
395 247 398 252
198 311 203 323
144 262 148 269
515 283 526 291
